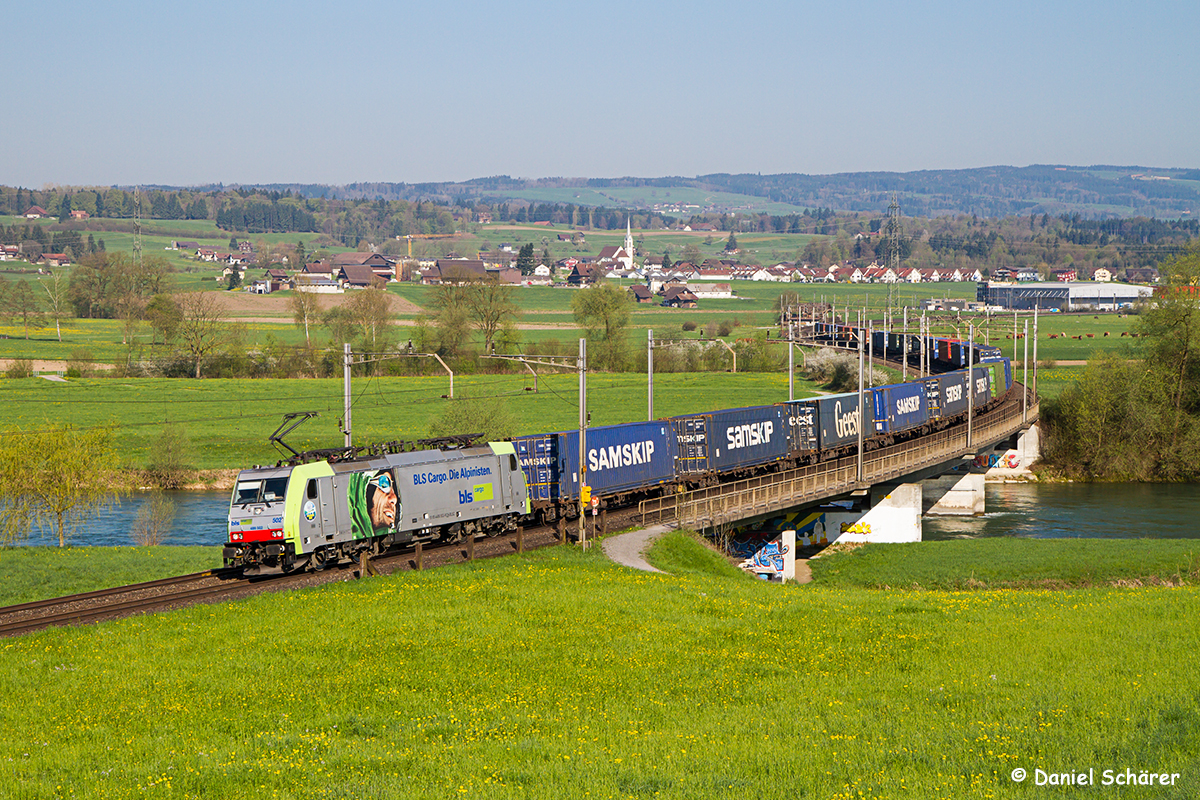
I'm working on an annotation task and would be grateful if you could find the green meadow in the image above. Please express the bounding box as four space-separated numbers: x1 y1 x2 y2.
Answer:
1 534 1196 799
0 372 824 470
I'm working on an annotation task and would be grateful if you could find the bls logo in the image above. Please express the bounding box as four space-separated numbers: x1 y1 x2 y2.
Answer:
459 489 474 504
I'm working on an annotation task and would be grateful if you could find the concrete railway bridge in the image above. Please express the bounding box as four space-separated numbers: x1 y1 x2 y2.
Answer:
637 383 1040 545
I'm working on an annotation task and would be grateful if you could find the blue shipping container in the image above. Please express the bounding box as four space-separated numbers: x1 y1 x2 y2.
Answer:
558 421 676 500
816 392 876 449
971 365 992 405
511 433 560 502
782 399 819 453
873 382 928 433
672 406 788 473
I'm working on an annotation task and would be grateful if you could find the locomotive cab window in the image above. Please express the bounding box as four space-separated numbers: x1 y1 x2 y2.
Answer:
307 480 318 500
510 455 518 472
235 481 261 504
263 478 288 502
235 478 289 504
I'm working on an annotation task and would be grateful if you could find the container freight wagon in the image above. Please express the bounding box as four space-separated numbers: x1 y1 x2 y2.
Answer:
933 367 991 418
671 406 788 475
815 392 876 449
512 433 560 503
980 360 1011 397
872 381 928 434
781 399 819 457
557 421 677 502
870 330 887 355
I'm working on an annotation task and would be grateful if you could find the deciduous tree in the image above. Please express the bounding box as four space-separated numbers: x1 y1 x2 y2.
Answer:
41 271 70 343
288 285 324 346
571 282 632 370
177 291 229 378
0 423 125 547
2 280 44 339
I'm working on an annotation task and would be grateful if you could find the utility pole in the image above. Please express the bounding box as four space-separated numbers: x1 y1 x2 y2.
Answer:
856 331 864 483
647 329 654 421
578 338 588 549
886 193 901 318
133 186 143 268
343 342 352 448
967 322 974 450
1032 306 1039 401
1023 319 1029 423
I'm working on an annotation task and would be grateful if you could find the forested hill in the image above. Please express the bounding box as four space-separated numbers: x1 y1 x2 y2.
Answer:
242 165 1200 219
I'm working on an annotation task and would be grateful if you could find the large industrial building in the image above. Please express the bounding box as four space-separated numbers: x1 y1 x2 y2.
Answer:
976 281 1154 311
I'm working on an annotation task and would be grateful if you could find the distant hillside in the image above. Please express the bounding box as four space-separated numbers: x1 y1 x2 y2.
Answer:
242 166 1200 220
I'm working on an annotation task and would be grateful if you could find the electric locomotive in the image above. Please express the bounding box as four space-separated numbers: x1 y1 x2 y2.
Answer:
224 442 529 574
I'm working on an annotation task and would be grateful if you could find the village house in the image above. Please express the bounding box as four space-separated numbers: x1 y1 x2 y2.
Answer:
595 245 634 271
69 209 90 220
628 285 655 304
1126 267 1159 284
567 263 603 286
689 282 733 299
40 253 71 268
24 206 48 219
338 264 386 288
661 286 699 308
332 252 396 282
249 268 292 294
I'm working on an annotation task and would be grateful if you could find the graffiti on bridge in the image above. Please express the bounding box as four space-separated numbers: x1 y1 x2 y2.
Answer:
973 451 1022 470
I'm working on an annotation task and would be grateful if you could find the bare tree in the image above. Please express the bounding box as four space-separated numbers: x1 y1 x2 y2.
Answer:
131 491 177 546
2 280 45 340
288 284 324 346
41 271 71 343
342 285 394 349
177 291 228 378
463 281 520 353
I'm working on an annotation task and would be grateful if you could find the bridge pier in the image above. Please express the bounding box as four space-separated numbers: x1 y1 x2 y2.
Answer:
925 471 986 516
825 484 923 544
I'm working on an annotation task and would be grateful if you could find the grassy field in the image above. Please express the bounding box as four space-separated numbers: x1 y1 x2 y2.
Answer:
0 277 1143 367
810 538 1200 590
0 372 825 470
0 533 1195 798
491 185 814 216
0 547 219 606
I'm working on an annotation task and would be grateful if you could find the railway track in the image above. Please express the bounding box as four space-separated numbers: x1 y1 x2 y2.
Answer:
0 522 574 638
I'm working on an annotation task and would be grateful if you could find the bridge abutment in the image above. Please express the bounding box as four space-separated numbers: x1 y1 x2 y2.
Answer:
826 484 923 543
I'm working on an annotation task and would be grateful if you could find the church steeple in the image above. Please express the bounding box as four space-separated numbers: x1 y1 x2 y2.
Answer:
624 218 634 261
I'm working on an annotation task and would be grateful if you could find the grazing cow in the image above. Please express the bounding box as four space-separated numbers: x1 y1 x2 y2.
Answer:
1120 331 1128 336
1072 335 1082 339
1086 333 1094 338
1048 334 1058 339
1103 331 1109 337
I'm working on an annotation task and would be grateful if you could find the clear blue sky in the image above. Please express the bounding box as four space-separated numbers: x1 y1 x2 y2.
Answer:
7 0 1198 188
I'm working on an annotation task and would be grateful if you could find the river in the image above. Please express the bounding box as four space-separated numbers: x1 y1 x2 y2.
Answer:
923 482 1200 540
10 483 1200 548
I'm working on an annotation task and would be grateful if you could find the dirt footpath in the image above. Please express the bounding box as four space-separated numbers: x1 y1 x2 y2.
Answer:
220 292 424 318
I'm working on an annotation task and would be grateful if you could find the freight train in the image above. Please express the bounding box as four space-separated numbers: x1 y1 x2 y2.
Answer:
224 354 1013 575
811 320 1006 370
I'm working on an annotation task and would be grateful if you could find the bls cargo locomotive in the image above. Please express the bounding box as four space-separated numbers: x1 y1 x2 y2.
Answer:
225 442 529 574
225 356 1013 575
